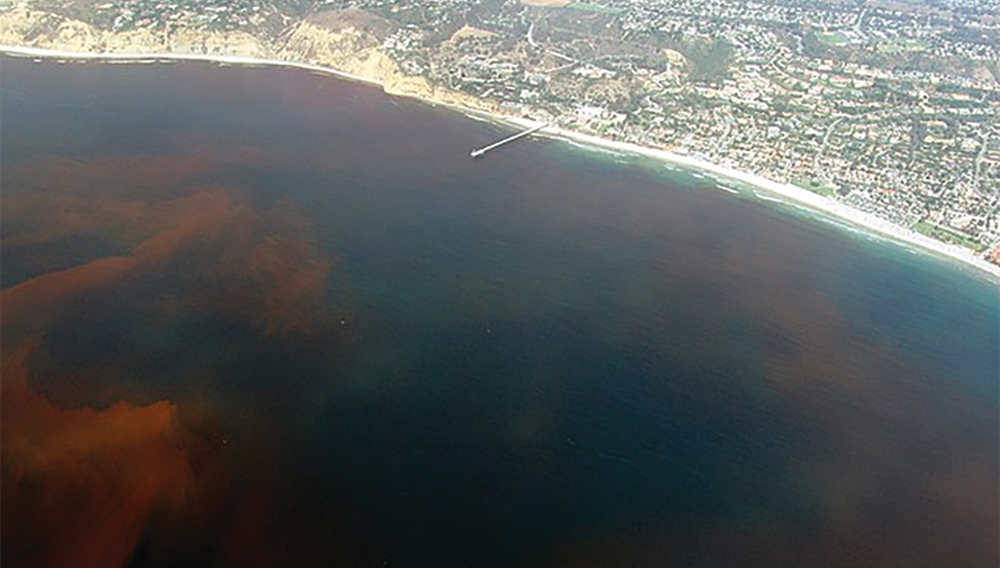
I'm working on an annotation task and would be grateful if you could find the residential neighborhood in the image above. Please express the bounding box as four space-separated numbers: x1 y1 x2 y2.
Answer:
3 0 998 257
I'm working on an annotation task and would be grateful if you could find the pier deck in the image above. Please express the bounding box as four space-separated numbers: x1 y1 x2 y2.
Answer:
470 123 549 158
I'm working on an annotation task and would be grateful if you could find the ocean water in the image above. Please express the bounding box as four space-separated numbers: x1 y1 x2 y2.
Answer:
1 55 997 568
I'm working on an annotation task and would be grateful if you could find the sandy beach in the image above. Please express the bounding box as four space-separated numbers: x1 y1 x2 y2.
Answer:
0 44 384 87
499 118 1000 281
3 44 998 281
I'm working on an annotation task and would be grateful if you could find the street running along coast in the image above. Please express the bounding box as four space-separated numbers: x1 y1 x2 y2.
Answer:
3 45 998 282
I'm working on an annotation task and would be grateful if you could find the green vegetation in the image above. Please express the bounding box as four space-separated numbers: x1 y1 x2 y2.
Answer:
686 40 734 84
912 221 986 251
566 2 622 14
6 0 997 261
794 177 838 197
817 31 847 46
877 39 928 54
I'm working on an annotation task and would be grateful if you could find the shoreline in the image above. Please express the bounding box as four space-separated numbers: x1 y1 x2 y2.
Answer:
505 117 1000 281
3 44 998 281
0 44 385 87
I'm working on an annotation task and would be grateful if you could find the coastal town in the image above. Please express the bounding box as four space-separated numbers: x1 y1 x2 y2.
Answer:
1 0 998 267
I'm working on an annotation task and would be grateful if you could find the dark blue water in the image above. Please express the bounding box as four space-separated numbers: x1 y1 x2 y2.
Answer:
1 55 997 568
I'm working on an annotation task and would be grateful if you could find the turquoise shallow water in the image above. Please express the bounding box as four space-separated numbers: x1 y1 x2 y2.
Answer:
1 55 997 568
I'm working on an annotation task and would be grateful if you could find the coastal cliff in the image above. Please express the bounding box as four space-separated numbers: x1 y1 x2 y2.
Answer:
0 8 266 56
0 7 490 112
2 5 997 276
278 20 491 111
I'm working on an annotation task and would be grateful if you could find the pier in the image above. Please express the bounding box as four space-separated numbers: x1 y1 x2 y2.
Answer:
470 123 549 158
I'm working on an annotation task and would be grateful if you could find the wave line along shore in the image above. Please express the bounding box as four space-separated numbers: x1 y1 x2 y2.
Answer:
3 44 997 281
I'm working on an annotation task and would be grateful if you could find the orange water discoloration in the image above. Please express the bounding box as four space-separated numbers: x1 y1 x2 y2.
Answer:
1 340 195 568
518 207 999 568
1 158 343 566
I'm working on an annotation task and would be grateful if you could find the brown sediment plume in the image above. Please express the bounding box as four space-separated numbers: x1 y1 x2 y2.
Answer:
723 217 998 566
3 178 337 337
1 159 345 565
0 188 219 567
0 339 195 568
2 149 252 254
526 202 999 568
1 188 239 338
